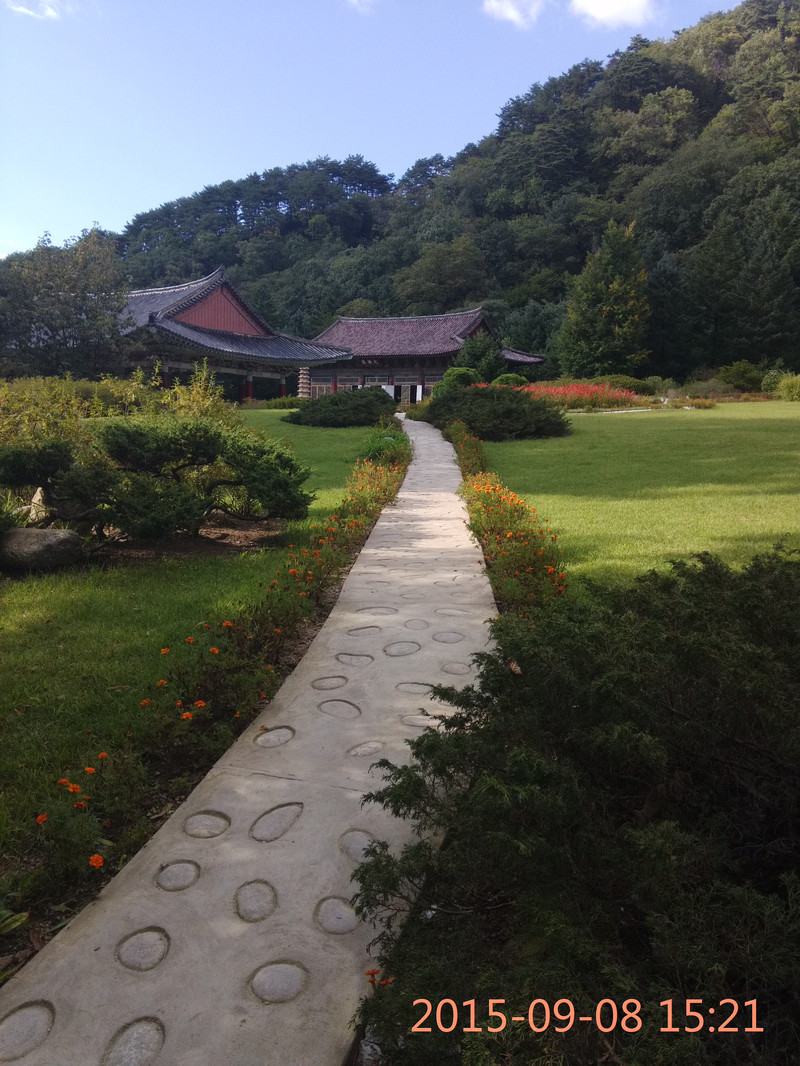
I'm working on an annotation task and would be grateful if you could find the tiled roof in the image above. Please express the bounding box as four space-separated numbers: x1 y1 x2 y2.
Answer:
153 320 350 367
122 268 349 368
502 347 545 365
314 309 488 357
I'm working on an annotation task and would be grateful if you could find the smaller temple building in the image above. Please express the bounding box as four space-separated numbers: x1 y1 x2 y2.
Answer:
311 309 543 402
122 268 349 399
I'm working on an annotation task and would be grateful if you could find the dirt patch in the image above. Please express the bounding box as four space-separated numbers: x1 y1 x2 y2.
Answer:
90 515 288 566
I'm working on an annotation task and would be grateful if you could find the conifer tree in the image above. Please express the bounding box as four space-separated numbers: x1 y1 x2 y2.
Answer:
555 221 650 377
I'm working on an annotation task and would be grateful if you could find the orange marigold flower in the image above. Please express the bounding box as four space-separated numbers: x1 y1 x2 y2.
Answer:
140 699 151 706
97 752 108 760
273 628 281 634
84 767 96 774
185 637 195 644
57 778 69 786
36 813 47 825
222 620 233 627
73 801 87 810
288 568 297 576
209 647 219 655
181 712 193 721
365 968 380 976
68 783 81 793
156 680 167 686
160 648 170 654
193 700 206 707
88 854 104 869
176 700 183 707
103 819 111 828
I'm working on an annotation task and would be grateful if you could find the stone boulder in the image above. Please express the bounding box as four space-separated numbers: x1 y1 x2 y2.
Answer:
0 527 85 573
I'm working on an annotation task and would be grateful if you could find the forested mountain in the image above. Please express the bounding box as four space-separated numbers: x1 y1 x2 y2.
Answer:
5 0 800 381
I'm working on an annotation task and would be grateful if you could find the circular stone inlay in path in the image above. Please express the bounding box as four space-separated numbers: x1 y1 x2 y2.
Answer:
311 676 348 691
436 607 470 617
357 607 397 616
254 726 294 748
0 1001 55 1059
251 962 308 1004
339 829 376 863
442 662 471 676
251 803 304 842
348 740 384 757
116 928 170 972
335 653 374 667
396 682 432 695
347 626 381 637
402 714 440 730
433 631 465 644
183 810 230 839
156 860 200 892
404 619 429 631
318 699 361 720
314 897 360 935
384 641 420 657
101 1018 165 1066
235 880 278 923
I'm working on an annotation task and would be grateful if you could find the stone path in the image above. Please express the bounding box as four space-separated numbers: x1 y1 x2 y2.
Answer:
0 418 495 1066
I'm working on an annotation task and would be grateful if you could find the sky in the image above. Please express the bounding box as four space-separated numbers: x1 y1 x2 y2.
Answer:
0 0 740 257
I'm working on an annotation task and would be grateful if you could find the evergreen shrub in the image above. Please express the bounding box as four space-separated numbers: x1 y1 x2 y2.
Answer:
424 384 570 441
490 373 528 387
431 367 481 397
354 549 800 1066
282 386 395 426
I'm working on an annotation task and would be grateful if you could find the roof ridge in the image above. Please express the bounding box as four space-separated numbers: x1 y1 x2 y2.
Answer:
335 307 484 324
127 267 224 298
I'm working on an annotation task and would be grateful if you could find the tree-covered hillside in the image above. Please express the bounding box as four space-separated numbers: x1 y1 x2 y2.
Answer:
4 0 799 382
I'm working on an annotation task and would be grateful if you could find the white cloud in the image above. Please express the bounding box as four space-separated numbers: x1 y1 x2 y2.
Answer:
4 0 74 17
346 0 377 12
569 0 655 26
481 0 545 30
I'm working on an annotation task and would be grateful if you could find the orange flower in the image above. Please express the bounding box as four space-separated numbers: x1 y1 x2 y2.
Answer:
88 854 104 869
222 620 233 627
97 752 108 760
365 969 380 976
57 778 69 786
156 680 167 686
140 699 151 706
36 813 47 825
160 648 170 654
103 819 111 828
181 712 193 721
73 801 87 810
68 783 81 793
209 647 219 655
193 700 206 707
84 767 96 774
273 628 281 635
176 700 183 707
185 637 195 644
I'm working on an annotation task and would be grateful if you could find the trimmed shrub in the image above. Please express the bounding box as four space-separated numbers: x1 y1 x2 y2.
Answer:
717 360 764 392
424 384 570 440
282 387 395 427
431 367 481 397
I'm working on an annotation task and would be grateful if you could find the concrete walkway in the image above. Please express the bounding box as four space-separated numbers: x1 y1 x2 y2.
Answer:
0 419 495 1066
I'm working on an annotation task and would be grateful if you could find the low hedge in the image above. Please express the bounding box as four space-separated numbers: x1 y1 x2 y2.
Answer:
424 384 570 440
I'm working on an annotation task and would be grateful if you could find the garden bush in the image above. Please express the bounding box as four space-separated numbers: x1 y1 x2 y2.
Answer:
282 386 395 426
424 385 570 441
358 418 413 467
354 549 800 1066
777 373 800 401
0 416 313 539
716 359 764 392
490 372 528 387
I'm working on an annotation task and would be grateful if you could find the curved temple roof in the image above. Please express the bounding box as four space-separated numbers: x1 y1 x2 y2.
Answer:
123 269 350 369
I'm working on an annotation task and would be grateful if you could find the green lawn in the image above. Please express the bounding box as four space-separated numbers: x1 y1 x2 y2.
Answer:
484 402 800 586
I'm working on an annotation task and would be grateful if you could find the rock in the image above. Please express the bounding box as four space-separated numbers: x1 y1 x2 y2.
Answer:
0 527 85 572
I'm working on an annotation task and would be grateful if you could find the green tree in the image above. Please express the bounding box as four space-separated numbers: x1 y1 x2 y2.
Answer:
456 332 506 382
0 229 129 378
555 221 650 376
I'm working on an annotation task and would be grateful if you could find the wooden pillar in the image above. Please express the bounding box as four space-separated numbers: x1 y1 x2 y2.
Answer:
279 376 287 398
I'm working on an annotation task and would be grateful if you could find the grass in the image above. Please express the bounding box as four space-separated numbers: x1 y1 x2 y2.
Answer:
0 415 392 910
483 403 800 586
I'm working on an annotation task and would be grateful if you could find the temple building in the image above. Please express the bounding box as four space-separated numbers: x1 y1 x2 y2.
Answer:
309 309 544 402
122 268 349 399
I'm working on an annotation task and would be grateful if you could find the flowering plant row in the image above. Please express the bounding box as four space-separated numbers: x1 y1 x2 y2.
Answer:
473 381 649 410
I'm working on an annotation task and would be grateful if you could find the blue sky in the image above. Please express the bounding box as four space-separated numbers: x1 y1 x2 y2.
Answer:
1 0 739 256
